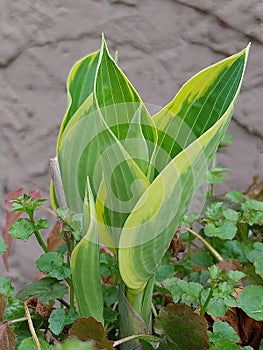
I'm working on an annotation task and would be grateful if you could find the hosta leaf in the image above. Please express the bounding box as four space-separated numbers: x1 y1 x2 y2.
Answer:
70 178 104 323
94 36 157 171
152 45 249 173
119 45 249 290
57 51 100 149
57 36 157 214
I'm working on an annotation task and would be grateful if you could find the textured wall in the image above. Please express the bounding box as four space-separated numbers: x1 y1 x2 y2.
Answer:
1 0 263 286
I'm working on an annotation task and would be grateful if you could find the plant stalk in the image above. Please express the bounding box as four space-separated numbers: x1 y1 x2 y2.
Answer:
179 226 223 262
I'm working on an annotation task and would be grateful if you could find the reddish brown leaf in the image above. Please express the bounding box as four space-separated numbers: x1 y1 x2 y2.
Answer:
2 188 24 270
26 297 54 320
154 304 209 350
69 317 114 349
0 294 6 322
217 259 243 272
0 322 16 350
47 220 64 251
169 232 186 257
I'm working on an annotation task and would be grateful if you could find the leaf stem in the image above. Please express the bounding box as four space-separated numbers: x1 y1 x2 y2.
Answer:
200 288 213 316
113 334 159 347
34 230 48 253
6 316 31 325
66 277 75 309
179 226 223 262
24 301 41 350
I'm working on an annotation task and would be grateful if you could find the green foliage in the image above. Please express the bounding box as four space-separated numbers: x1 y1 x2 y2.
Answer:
16 278 68 304
0 237 7 253
9 219 35 241
237 285 263 321
2 38 259 349
11 194 46 216
36 252 71 280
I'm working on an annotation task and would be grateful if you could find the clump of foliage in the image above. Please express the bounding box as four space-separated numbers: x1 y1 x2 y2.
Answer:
1 37 262 350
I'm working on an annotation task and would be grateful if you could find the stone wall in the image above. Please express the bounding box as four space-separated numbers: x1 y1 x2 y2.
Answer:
1 0 263 286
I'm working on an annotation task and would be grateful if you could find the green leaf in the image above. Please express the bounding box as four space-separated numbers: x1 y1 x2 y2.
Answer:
254 254 263 279
34 219 49 231
226 190 243 202
207 167 231 184
36 252 71 280
210 339 240 350
48 308 66 335
242 199 263 225
0 237 7 254
206 202 223 221
246 242 263 263
154 304 209 350
57 50 100 150
176 280 204 300
155 265 174 282
71 179 104 323
0 277 15 298
208 320 240 343
204 221 237 240
119 45 249 291
103 286 118 307
55 338 95 350
11 195 46 214
237 285 263 321
18 337 51 350
9 219 35 241
16 278 68 304
207 297 227 317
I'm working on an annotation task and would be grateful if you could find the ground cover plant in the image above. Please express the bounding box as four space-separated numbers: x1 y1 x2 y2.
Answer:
1 37 262 349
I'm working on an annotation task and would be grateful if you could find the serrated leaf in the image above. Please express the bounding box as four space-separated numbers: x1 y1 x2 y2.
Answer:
69 317 114 349
176 280 204 300
237 285 263 321
8 219 35 241
34 219 49 231
16 278 67 304
154 304 209 350
36 252 71 280
48 308 66 335
204 221 237 240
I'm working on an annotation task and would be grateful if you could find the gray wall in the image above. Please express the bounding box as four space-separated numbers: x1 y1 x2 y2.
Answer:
1 0 263 286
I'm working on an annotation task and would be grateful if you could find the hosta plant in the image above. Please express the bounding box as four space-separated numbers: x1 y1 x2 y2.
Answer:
49 36 250 347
